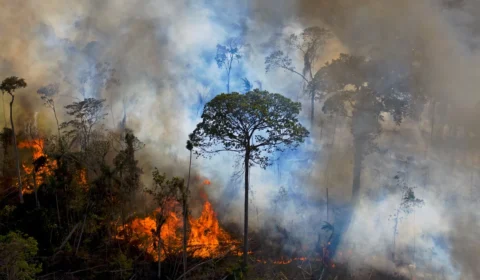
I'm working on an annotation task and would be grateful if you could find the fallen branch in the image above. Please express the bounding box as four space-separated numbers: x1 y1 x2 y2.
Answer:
53 222 80 258
175 249 232 280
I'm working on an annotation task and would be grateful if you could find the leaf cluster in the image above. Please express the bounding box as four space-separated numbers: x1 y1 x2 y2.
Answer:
37 83 59 108
190 89 309 168
215 38 243 70
0 76 27 95
0 231 42 280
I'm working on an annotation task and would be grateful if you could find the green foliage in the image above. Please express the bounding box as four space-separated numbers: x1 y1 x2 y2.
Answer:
0 231 42 280
190 89 309 168
109 251 133 280
147 168 185 206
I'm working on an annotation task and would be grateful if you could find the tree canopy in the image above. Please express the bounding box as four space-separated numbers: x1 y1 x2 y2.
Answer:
189 89 309 168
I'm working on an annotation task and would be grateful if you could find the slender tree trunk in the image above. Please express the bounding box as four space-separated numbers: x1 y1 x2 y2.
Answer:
342 138 365 238
242 148 250 272
9 95 23 203
326 188 329 223
227 74 230 94
33 171 40 208
183 150 192 280
352 140 364 205
392 208 400 261
310 91 315 130
158 235 162 279
52 106 61 140
76 214 87 255
55 190 61 226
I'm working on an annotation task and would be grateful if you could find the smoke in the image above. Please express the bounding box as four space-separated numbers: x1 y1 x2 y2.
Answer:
1 0 480 278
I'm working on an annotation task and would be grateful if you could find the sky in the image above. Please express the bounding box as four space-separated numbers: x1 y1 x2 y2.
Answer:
1 0 480 278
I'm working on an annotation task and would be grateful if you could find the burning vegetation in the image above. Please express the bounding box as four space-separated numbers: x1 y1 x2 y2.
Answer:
2 1 473 278
18 138 57 197
116 197 238 261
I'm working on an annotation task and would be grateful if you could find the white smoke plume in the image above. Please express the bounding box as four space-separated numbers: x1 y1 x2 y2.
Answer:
1 0 480 278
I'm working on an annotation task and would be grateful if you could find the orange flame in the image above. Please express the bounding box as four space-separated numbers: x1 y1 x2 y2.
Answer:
117 189 237 260
18 138 57 194
188 200 235 258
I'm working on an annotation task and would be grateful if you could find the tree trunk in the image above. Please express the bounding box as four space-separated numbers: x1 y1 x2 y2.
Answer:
158 235 162 279
76 214 87 255
392 208 400 261
341 138 365 239
2 93 6 127
55 191 61 226
33 171 40 208
227 74 230 94
52 105 61 140
351 140 364 205
310 90 315 130
242 148 250 272
9 94 23 203
183 150 192 280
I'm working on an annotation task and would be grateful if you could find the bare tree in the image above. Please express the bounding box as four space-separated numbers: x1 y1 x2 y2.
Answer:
37 83 61 139
215 37 243 93
265 27 332 127
60 98 107 152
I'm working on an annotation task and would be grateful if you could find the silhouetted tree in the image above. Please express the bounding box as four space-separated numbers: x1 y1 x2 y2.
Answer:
60 98 107 152
182 140 193 280
146 169 184 279
1 76 27 203
37 83 61 139
389 173 424 261
189 89 309 271
319 54 425 231
215 38 243 93
265 27 332 127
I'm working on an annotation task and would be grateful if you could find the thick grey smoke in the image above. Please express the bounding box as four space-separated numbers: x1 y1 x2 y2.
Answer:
1 0 480 278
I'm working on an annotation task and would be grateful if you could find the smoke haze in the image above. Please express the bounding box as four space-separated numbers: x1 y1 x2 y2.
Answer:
1 0 480 278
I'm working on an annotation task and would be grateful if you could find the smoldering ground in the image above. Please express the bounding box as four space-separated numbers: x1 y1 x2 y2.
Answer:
1 0 480 278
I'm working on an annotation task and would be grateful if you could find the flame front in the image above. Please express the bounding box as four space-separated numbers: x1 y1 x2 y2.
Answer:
188 200 236 258
117 195 237 261
18 138 57 193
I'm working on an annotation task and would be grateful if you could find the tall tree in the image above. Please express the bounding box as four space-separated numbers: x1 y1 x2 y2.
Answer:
265 27 332 128
182 140 193 280
189 89 309 272
0 76 27 203
215 37 243 93
60 98 107 152
146 169 184 280
37 84 61 139
318 54 425 230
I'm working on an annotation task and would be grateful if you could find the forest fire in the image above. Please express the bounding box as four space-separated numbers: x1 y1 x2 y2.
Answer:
18 138 57 194
117 186 238 261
